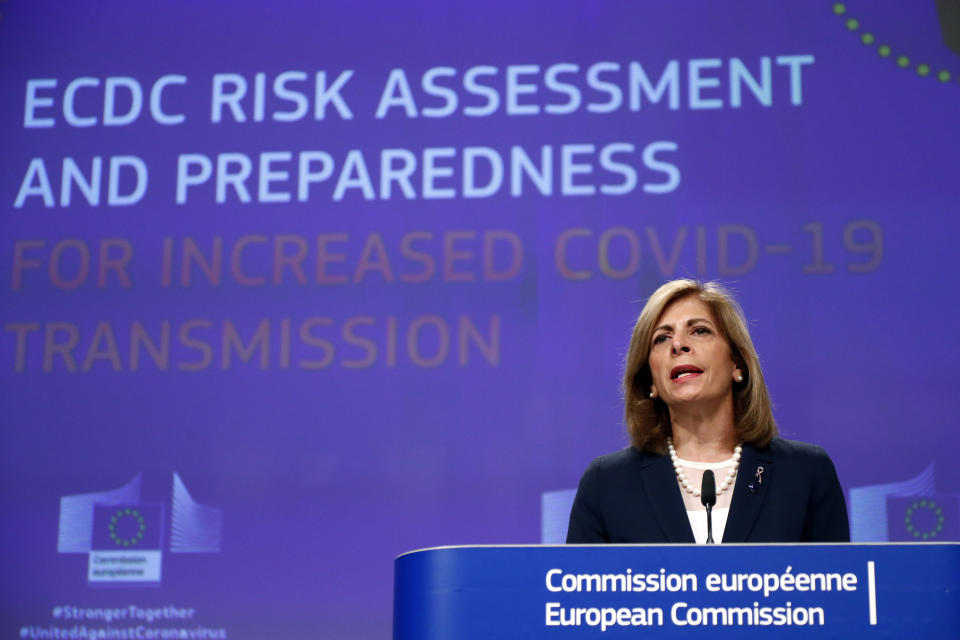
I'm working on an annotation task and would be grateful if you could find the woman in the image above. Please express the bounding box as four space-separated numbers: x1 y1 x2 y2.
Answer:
567 279 849 544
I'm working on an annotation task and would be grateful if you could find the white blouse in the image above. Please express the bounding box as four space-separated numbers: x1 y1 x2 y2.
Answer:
675 455 739 544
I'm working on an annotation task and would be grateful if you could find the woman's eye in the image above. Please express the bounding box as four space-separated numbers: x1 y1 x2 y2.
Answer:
692 327 711 336
653 334 669 345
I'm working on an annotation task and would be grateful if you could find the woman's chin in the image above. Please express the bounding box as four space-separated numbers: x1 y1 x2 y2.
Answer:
665 389 729 409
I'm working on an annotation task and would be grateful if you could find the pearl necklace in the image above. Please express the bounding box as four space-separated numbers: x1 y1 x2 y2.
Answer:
667 437 742 498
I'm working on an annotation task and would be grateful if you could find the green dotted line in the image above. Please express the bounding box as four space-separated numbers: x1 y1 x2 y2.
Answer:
108 507 147 547
833 3 955 84
904 499 945 540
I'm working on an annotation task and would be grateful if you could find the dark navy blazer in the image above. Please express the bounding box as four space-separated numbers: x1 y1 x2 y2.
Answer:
566 437 850 544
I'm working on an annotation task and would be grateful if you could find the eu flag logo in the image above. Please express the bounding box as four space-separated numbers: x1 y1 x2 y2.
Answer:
887 495 960 541
92 504 164 550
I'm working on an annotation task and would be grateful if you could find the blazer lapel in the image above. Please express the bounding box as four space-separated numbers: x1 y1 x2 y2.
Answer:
636 451 696 543
723 443 774 543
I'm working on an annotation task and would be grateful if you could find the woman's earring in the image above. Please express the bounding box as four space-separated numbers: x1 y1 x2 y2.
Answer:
649 389 657 399
735 372 744 382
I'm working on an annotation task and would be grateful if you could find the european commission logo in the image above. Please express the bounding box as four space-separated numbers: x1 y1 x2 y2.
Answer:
849 463 960 542
888 496 960 541
57 472 221 586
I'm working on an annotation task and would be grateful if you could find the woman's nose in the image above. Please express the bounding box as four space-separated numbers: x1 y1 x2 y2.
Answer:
671 338 691 354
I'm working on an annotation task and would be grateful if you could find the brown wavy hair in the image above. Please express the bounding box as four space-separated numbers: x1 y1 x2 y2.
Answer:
624 279 776 453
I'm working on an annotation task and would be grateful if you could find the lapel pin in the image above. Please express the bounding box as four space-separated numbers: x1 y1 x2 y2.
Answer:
748 466 764 494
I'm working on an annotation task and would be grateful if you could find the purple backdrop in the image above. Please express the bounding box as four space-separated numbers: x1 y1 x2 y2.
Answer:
2 1 958 637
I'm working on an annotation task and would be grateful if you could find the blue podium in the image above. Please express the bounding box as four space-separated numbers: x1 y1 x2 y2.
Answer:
394 543 960 638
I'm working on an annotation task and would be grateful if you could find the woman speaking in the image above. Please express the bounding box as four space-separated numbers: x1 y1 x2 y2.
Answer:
567 279 849 544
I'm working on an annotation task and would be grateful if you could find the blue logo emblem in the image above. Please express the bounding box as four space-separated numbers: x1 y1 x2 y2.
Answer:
57 472 221 585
